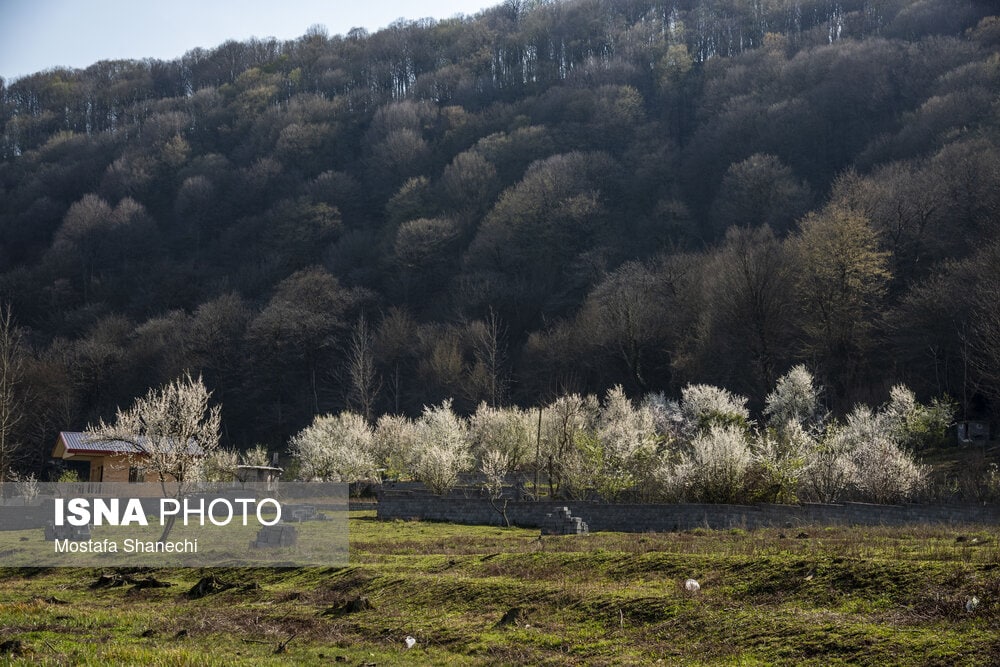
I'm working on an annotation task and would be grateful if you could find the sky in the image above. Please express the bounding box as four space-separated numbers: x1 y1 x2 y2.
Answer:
0 0 502 82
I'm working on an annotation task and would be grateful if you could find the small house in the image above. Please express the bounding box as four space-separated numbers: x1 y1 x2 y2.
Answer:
52 432 144 482
51 432 202 483
234 464 283 490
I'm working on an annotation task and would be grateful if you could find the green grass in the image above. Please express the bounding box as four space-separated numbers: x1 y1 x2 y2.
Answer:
0 513 997 664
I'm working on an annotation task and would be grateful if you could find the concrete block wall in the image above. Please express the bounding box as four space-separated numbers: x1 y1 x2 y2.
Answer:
376 490 1000 531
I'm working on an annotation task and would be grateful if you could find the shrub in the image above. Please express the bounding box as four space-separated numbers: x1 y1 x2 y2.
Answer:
750 421 810 503
410 400 472 495
289 411 378 483
539 393 599 499
593 386 659 500
373 414 418 479
764 365 821 429
468 403 534 472
799 423 857 503
678 384 751 435
674 424 754 503
799 405 927 503
841 405 927 503
56 469 82 483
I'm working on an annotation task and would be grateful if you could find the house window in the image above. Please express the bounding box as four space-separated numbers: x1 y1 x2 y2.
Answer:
128 466 144 483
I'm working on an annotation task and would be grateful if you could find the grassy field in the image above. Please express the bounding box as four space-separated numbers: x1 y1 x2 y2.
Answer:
0 511 998 665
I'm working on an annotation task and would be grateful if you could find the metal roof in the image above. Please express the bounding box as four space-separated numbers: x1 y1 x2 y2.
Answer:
58 432 202 456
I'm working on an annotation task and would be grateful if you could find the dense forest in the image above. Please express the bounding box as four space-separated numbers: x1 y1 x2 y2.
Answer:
1 0 998 474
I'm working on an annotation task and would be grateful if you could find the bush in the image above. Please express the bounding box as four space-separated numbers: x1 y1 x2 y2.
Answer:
678 384 751 435
673 424 754 503
749 422 810 503
468 403 534 473
799 405 927 504
593 386 659 501
907 396 956 451
763 365 821 429
373 414 418 479
410 400 472 495
56 469 82 483
289 411 378 483
799 424 857 503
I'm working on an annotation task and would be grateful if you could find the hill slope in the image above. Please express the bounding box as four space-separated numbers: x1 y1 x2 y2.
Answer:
1 0 998 461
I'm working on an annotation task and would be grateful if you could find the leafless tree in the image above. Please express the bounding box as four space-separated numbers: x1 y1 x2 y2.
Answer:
0 304 26 482
970 255 1000 400
346 314 381 422
471 307 509 407
480 449 511 527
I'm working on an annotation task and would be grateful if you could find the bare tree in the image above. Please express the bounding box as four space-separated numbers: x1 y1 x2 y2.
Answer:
710 226 794 394
470 307 509 407
346 314 381 421
0 304 26 482
480 449 511 527
968 243 1000 401
583 262 664 392
87 373 221 542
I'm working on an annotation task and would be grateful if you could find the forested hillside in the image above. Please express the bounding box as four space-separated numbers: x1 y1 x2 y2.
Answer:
1 0 998 470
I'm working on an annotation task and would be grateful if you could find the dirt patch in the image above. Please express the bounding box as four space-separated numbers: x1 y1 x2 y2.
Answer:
0 639 25 656
90 573 172 591
496 607 524 628
187 576 238 599
322 595 375 616
131 577 172 590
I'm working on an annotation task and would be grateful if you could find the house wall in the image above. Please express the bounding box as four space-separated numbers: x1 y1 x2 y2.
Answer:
85 455 132 483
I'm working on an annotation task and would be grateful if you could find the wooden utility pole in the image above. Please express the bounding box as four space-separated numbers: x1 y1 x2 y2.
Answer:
534 406 542 500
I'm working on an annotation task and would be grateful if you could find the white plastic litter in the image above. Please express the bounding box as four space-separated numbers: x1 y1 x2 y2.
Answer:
404 636 417 649
684 578 700 592
966 596 979 613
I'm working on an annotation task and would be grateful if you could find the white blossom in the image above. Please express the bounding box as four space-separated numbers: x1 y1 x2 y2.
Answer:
674 424 753 503
841 405 925 503
764 365 820 429
799 424 857 503
373 414 418 479
469 403 534 471
593 386 659 499
480 448 511 499
87 372 221 489
289 411 377 483
410 400 472 495
538 393 598 499
678 384 750 435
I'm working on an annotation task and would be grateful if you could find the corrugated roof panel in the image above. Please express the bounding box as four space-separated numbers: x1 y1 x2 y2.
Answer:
60 431 142 454
59 432 203 456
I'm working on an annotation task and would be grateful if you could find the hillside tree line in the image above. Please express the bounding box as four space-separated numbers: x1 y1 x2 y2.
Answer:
0 0 998 476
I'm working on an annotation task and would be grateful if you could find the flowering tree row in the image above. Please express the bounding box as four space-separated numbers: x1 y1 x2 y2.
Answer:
288 366 953 505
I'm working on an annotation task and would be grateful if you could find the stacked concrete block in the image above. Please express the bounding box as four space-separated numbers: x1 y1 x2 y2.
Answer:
44 521 91 541
290 505 315 521
288 504 328 522
249 523 297 549
540 507 589 535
